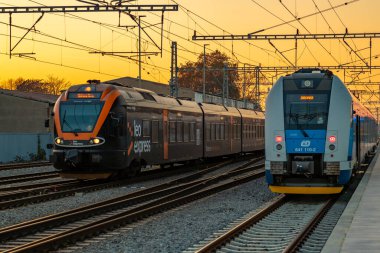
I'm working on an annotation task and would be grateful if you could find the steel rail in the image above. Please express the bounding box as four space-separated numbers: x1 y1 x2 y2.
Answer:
0 156 257 209
0 162 265 252
0 161 51 171
0 171 58 185
195 195 287 253
0 157 261 238
283 197 338 253
0 179 77 192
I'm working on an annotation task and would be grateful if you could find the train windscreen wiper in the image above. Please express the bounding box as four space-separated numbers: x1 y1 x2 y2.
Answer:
289 113 309 138
62 110 78 136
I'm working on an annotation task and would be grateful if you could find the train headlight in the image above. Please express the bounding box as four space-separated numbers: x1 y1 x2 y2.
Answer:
328 135 336 143
329 144 336 150
55 138 62 144
276 144 283 150
275 136 283 143
93 138 100 144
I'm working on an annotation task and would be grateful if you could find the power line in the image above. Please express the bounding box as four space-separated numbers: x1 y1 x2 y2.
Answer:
279 0 340 65
0 52 120 77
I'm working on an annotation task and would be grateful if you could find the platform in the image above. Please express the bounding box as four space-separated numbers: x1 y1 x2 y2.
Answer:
322 149 380 253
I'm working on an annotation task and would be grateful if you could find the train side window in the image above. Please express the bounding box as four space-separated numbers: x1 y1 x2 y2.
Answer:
206 123 211 141
183 122 189 142
190 122 196 142
177 121 183 142
216 124 220 140
143 120 150 137
152 120 159 143
211 123 215 140
225 123 228 140
259 125 262 138
220 123 225 140
169 121 176 143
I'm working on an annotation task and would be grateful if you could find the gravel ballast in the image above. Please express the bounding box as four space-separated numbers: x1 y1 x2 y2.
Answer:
76 177 277 253
0 165 56 178
0 161 248 228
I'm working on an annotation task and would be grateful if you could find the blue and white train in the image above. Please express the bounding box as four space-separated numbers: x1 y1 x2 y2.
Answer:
265 69 378 194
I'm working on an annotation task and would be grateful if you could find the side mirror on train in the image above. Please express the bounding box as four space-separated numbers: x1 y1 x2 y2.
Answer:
46 144 53 149
352 110 356 114
45 119 50 128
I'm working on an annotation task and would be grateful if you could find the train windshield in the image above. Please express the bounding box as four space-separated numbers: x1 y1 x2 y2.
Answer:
284 93 329 130
60 101 104 133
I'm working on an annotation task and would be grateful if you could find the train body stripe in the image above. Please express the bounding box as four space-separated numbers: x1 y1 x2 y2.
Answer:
269 186 343 194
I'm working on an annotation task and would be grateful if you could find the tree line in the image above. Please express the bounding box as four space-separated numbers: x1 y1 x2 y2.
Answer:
178 50 267 102
0 75 71 95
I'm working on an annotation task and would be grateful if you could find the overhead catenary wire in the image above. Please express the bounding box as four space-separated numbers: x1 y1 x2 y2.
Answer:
1 1 172 75
249 0 318 64
279 0 341 65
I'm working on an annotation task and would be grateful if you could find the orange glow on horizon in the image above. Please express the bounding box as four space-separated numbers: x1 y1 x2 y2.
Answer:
0 0 379 115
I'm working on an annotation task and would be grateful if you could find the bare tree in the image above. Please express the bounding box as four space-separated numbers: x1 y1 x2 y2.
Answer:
44 75 71 95
1 76 70 95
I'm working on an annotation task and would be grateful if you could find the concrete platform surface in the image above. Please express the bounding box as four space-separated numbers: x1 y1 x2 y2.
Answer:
322 149 380 253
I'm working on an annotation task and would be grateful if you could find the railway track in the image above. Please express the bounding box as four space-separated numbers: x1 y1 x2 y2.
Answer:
0 161 52 171
0 157 265 252
0 171 59 186
0 155 263 210
193 195 337 253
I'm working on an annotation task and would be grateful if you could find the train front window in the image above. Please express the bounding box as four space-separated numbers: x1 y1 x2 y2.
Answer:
60 101 104 133
284 94 329 130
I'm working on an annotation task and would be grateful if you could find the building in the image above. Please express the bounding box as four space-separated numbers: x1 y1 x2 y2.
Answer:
0 89 57 163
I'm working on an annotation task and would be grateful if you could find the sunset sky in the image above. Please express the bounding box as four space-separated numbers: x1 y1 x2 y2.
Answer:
0 0 379 110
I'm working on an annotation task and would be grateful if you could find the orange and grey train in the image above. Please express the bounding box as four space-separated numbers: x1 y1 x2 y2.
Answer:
52 81 265 179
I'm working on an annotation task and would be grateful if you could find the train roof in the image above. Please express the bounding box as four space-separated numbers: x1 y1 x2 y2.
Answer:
198 102 242 117
284 69 333 80
238 108 265 119
65 82 262 115
351 92 376 119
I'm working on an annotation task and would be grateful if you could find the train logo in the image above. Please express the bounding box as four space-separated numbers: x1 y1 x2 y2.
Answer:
133 120 151 155
300 140 311 147
127 121 151 156
304 80 312 87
